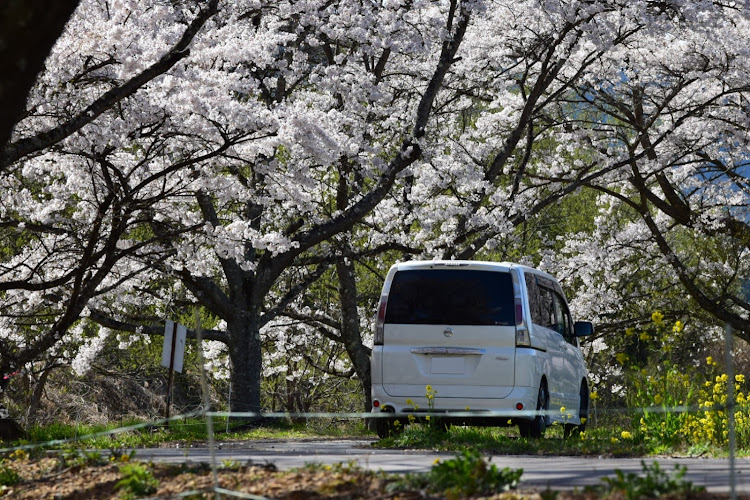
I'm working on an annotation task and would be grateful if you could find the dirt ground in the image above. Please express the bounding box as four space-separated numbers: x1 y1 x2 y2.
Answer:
1 454 748 500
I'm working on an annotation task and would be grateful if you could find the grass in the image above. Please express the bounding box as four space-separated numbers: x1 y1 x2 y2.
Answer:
6 414 747 461
375 422 658 457
7 416 371 453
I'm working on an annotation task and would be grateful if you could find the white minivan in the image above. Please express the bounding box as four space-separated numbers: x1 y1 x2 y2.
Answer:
370 260 594 438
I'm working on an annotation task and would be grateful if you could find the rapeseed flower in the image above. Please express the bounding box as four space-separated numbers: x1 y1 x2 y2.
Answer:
651 311 664 325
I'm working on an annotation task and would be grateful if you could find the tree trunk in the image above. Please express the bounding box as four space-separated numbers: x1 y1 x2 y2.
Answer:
27 364 54 424
226 314 263 417
336 256 372 412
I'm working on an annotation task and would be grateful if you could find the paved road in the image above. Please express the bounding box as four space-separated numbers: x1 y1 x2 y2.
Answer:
131 438 749 493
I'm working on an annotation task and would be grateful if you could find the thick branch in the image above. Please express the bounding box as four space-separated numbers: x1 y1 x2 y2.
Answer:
0 0 219 168
87 308 229 343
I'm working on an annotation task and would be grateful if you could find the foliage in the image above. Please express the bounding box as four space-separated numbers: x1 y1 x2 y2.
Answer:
616 315 750 452
0 461 20 487
376 423 649 457
14 416 366 453
427 449 522 498
597 461 704 500
681 364 749 449
622 316 698 448
391 449 522 499
0 0 749 432
115 462 159 499
57 449 109 469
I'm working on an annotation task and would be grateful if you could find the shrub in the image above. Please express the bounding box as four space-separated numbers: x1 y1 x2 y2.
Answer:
115 463 159 499
599 460 703 499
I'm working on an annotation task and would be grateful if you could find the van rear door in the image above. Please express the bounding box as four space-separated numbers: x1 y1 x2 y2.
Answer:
380 265 517 399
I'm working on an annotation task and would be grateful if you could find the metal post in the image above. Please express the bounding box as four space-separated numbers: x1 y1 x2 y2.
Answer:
165 321 178 428
226 379 231 434
725 322 736 500
195 309 219 499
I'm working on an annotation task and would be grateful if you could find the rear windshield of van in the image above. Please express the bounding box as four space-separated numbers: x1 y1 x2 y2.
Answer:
384 269 514 326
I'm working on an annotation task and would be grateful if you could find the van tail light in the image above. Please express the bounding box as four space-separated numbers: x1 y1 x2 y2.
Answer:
516 327 531 346
511 269 531 346
514 297 523 326
374 295 387 345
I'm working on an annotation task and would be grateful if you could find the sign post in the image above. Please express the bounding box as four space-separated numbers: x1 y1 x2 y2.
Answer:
162 320 186 426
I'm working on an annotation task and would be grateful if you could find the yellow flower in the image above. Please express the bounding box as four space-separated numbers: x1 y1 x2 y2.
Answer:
653 394 663 405
651 311 664 325
433 458 441 465
616 353 629 365
736 374 745 383
611 437 620 444
625 327 636 337
590 391 599 401
406 398 414 406
706 356 714 366
425 385 433 392
425 415 431 421
639 331 651 341
621 431 633 439
672 320 684 333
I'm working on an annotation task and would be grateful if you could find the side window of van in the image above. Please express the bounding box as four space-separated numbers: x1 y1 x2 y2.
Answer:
538 286 557 331
525 274 560 332
525 274 541 325
553 291 575 343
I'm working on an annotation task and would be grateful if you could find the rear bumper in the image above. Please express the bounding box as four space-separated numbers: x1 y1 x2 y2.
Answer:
371 384 540 422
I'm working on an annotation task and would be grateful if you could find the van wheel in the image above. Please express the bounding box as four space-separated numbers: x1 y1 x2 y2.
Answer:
519 382 548 439
564 384 589 438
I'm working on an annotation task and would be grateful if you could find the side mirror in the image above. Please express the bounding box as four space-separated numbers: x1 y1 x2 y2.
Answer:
574 321 594 337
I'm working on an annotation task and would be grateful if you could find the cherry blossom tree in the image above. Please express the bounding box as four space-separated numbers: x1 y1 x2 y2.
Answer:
544 0 750 338
0 0 223 406
2 0 749 421
2 0 475 415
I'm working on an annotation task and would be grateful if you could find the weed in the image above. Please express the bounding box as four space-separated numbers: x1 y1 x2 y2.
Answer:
391 449 522 499
597 460 704 500
429 449 522 497
302 459 362 474
115 462 159 499
0 461 20 486
57 449 108 469
8 449 28 461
